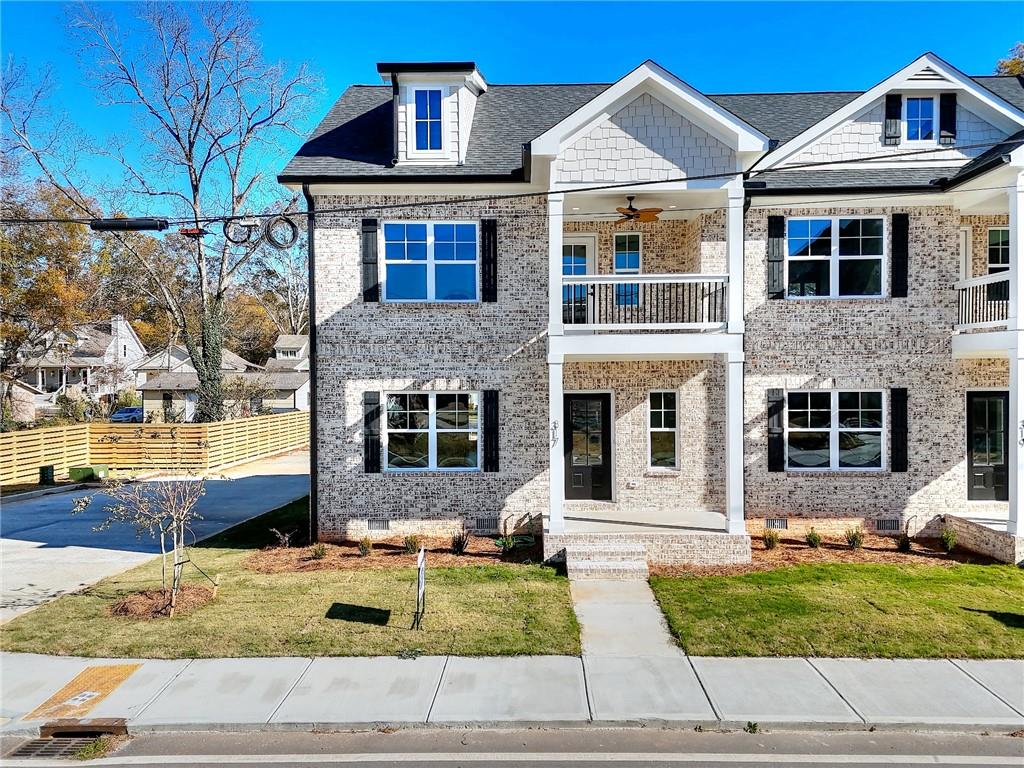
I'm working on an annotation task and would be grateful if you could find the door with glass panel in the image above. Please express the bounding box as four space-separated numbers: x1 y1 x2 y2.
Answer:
562 238 595 325
564 393 612 501
967 392 1008 501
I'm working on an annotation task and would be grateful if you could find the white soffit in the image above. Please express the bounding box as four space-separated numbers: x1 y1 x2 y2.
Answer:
759 52 1024 169
530 60 769 156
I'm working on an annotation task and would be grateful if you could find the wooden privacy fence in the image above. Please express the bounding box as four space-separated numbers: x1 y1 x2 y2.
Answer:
0 424 90 486
1 411 309 486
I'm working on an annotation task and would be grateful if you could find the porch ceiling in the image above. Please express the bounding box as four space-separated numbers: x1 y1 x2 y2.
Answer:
562 189 727 220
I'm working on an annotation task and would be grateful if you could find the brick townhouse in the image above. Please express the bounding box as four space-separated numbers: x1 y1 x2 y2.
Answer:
280 53 1024 566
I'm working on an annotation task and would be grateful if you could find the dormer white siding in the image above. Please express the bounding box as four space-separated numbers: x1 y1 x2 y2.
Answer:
781 97 1006 167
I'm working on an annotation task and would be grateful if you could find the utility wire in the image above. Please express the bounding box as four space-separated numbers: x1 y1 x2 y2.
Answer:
0 137 1018 227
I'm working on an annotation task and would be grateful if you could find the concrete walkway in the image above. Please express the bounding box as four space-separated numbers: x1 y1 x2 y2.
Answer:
1 651 1021 735
0 451 309 622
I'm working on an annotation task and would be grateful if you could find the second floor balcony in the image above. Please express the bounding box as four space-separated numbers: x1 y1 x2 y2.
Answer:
561 273 728 331
956 272 1010 330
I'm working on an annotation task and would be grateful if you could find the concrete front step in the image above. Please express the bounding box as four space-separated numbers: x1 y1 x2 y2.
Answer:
566 558 650 580
564 542 647 561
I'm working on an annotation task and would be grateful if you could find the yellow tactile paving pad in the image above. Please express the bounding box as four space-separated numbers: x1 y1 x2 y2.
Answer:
25 664 141 720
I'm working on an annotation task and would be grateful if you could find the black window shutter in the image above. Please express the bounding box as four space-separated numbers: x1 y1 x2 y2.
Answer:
891 213 909 298
482 389 499 472
480 219 498 303
939 94 957 145
361 218 380 302
767 216 786 300
884 94 902 146
767 388 785 472
890 388 908 473
363 391 381 473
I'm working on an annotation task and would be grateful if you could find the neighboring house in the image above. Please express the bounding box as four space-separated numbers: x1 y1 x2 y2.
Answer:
18 315 146 397
1 378 43 423
135 344 308 420
265 334 310 371
280 54 1024 565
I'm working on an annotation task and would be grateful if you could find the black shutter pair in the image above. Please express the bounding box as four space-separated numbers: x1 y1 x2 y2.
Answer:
767 213 910 299
766 388 908 473
938 94 957 145
363 390 499 472
883 93 956 146
361 218 498 302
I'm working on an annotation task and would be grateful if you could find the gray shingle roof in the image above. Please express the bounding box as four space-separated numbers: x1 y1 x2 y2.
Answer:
280 75 1024 184
943 127 1024 187
750 166 962 192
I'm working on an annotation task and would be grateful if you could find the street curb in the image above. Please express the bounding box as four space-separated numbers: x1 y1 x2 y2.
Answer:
1 484 88 505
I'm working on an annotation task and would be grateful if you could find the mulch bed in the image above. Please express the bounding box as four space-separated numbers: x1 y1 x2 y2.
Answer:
109 584 214 619
649 532 999 577
245 535 543 573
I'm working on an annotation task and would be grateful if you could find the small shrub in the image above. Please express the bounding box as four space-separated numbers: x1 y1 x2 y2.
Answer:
805 527 821 549
761 528 780 550
310 543 327 560
403 535 421 555
450 530 470 555
844 527 864 549
270 528 296 548
941 527 957 553
744 721 760 734
896 531 912 553
495 533 535 555
358 537 373 557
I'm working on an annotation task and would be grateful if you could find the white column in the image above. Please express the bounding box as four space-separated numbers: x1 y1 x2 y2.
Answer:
1008 172 1024 536
726 182 746 335
36 368 42 389
725 350 746 535
548 357 565 533
548 193 565 338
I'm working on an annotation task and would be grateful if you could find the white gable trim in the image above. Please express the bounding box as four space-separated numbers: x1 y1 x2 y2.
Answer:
759 52 1024 170
531 60 769 157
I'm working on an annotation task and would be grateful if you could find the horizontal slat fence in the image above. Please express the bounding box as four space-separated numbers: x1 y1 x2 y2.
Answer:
1 424 90 486
2 411 309 486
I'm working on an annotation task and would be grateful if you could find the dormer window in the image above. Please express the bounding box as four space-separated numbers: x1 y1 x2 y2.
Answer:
414 89 443 151
905 96 935 142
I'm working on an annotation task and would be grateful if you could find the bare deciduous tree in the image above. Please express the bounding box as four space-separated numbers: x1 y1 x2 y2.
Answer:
1 2 318 422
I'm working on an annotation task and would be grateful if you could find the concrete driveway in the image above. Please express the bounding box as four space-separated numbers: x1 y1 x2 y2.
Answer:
0 450 309 622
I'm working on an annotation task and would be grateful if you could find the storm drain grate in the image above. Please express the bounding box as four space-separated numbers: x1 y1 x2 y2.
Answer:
7 737 98 759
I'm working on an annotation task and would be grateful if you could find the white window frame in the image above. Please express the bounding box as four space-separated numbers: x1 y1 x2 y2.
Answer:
381 221 480 303
382 391 481 473
903 95 937 146
404 84 448 159
785 215 888 300
784 389 887 473
613 231 642 307
988 226 1010 274
648 389 679 470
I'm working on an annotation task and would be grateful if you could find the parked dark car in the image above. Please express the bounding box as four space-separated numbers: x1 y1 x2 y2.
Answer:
109 406 144 424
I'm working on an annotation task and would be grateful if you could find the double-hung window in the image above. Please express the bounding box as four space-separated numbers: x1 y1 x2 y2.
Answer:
385 392 479 471
383 222 478 302
988 227 1011 301
785 390 885 471
905 97 935 142
649 391 678 469
614 233 641 306
786 217 884 298
414 89 443 151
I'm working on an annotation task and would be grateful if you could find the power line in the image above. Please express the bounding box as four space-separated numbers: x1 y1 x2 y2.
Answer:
0 137 1017 227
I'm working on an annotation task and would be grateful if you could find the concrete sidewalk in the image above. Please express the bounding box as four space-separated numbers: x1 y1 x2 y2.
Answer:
1 651 1021 735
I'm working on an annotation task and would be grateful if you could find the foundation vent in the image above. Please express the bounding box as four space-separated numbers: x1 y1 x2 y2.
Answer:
764 518 788 530
875 518 902 533
367 519 390 532
473 517 499 533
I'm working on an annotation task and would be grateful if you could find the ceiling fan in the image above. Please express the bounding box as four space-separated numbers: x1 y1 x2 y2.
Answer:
615 196 663 224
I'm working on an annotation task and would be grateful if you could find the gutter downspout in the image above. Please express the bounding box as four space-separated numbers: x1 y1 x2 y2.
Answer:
390 73 400 167
302 183 318 543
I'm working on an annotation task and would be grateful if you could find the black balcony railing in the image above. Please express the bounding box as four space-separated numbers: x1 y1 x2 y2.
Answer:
561 274 728 329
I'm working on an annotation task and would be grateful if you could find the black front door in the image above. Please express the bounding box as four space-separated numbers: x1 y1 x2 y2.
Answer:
565 394 612 501
967 392 1009 501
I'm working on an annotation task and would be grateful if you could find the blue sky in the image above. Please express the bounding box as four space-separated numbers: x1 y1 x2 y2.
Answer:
1 1 1017 199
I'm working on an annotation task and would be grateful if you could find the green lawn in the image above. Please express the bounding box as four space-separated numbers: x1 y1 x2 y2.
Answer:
1 499 580 658
650 563 1024 658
